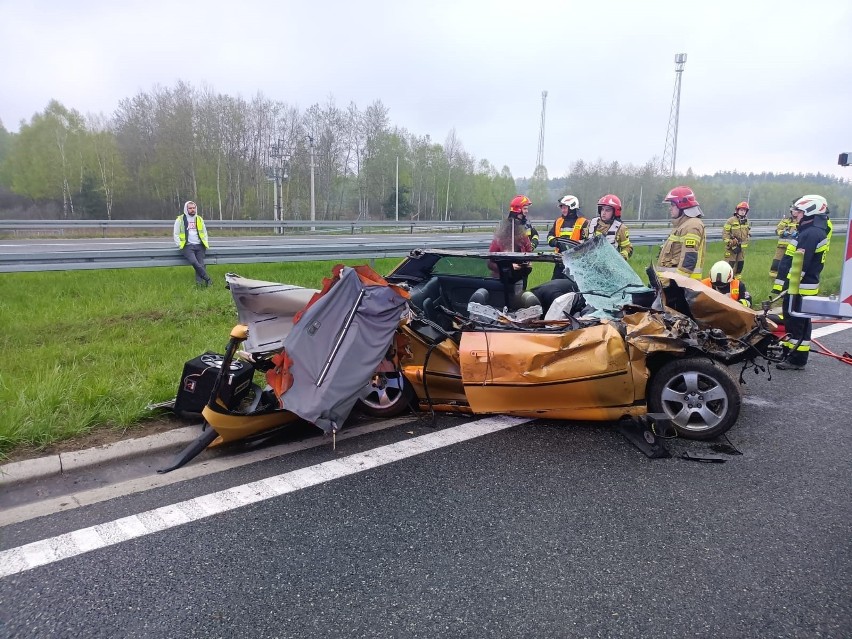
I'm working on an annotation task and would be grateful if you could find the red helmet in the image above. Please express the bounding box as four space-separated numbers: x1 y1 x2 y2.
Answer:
663 186 699 209
509 195 532 214
736 201 749 213
597 194 622 218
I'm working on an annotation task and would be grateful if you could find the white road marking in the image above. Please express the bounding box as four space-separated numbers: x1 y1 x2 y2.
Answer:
0 416 530 579
811 322 852 338
742 396 776 407
0 418 413 527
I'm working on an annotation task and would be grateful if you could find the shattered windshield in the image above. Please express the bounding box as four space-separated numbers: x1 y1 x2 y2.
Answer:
562 236 652 317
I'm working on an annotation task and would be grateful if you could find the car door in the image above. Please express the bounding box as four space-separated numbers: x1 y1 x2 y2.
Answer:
458 323 636 420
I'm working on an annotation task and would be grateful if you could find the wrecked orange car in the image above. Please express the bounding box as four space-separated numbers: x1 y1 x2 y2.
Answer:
361 238 780 440
162 237 781 471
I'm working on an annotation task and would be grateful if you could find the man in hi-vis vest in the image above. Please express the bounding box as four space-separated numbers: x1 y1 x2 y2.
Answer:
173 201 212 286
702 261 752 307
546 195 589 279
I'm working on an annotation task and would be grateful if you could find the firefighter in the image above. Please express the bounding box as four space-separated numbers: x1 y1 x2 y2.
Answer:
546 195 589 279
657 186 706 279
772 194 831 370
489 195 534 280
588 194 632 260
511 194 539 249
723 201 751 275
770 203 798 282
702 261 752 307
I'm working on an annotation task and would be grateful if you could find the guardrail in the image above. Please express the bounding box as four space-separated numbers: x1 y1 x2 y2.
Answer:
0 229 814 273
0 218 495 236
0 238 473 273
0 217 743 237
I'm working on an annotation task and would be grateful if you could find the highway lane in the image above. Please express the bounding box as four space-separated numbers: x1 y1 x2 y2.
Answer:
0 233 497 254
1 328 849 638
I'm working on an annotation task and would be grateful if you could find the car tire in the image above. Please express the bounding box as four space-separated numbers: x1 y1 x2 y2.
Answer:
357 371 414 418
647 358 741 440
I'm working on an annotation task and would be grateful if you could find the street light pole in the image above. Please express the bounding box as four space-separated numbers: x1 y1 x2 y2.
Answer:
308 135 316 228
395 155 399 222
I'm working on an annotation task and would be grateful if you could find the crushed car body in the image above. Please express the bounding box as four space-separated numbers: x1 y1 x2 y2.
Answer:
372 237 779 431
161 237 780 472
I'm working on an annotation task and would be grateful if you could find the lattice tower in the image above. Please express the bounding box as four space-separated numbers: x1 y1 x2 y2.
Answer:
661 54 687 177
536 90 548 170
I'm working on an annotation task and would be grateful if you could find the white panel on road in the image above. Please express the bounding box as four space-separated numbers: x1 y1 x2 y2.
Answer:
811 322 852 338
0 416 530 579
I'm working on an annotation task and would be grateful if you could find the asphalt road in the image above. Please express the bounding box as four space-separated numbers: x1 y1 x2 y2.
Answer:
1 330 850 639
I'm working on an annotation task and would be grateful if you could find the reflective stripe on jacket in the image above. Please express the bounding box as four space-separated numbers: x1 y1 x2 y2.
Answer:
775 218 797 248
588 218 633 259
723 215 751 250
773 215 828 295
547 215 589 252
657 215 706 279
701 277 747 305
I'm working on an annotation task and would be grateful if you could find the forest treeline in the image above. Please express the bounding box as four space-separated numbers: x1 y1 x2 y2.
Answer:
0 80 849 223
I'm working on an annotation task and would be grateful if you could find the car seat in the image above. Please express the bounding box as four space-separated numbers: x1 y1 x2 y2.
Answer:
408 277 441 314
409 277 454 329
469 288 491 306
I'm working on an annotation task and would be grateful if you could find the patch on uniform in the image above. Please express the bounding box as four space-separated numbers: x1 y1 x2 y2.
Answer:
684 239 697 247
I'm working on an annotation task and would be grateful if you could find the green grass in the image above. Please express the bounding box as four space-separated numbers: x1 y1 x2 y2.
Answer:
0 239 844 457
0 258 404 457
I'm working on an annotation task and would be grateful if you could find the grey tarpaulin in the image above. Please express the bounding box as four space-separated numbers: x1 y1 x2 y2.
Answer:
279 266 408 434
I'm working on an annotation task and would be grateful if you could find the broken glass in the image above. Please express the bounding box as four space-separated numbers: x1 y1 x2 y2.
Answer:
562 236 652 318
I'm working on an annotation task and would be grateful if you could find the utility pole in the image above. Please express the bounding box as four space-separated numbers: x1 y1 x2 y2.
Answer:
308 135 316 229
662 53 687 177
444 164 450 221
267 138 288 234
536 90 548 172
395 155 399 221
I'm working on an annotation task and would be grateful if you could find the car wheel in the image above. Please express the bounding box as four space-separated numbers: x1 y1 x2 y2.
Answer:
357 371 414 418
647 358 741 440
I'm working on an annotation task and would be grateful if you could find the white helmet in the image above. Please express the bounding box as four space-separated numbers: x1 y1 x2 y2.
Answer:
709 261 734 285
792 195 828 217
558 195 580 211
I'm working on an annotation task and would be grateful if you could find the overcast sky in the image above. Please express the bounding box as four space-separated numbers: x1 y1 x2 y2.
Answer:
2 0 850 179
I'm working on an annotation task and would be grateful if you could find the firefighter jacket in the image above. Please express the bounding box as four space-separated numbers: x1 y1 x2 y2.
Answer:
701 277 752 307
588 217 633 259
773 214 829 295
775 217 797 248
657 215 706 279
547 213 589 252
174 214 209 249
525 220 539 250
770 217 798 276
722 214 750 259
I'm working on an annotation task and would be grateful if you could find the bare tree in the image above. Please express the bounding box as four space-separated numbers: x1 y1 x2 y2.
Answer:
443 128 461 220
